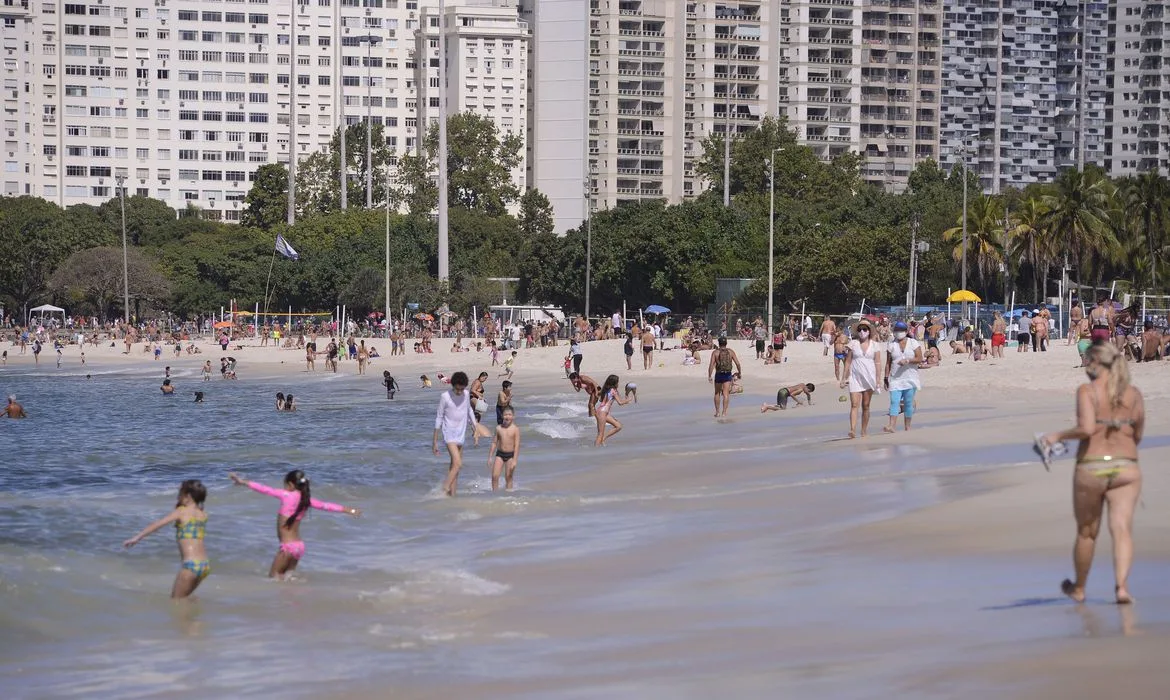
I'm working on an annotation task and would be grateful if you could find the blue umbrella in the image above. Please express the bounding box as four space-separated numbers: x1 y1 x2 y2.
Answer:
645 305 670 314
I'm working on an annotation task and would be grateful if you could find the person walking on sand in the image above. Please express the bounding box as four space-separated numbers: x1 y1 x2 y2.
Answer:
1040 342 1144 605
884 321 923 433
990 311 1007 359
432 371 490 496
1068 300 1085 346
707 337 742 418
641 326 656 369
357 340 369 375
487 406 521 491
832 330 848 381
594 374 631 446
839 320 882 439
819 316 837 357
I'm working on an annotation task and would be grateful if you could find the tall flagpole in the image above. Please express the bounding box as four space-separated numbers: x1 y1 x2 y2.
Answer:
437 0 449 284
262 239 279 328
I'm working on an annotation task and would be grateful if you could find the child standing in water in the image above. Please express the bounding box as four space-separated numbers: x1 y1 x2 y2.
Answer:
123 479 211 599
487 406 521 491
229 470 360 580
495 380 513 426
382 371 398 399
594 374 631 447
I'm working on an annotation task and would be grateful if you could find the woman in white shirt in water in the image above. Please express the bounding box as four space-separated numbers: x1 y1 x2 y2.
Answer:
839 319 882 439
884 320 924 433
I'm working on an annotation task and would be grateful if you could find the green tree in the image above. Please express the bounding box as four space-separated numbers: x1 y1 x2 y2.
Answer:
97 195 178 247
1123 172 1170 290
396 112 524 216
518 188 554 237
242 163 290 229
1006 197 1053 305
297 121 397 215
0 196 69 309
1041 168 1116 300
942 194 1006 297
50 246 171 319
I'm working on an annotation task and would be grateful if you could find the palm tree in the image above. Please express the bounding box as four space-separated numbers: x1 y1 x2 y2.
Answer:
1123 172 1170 291
1040 168 1116 302
1006 197 1053 304
943 194 1005 297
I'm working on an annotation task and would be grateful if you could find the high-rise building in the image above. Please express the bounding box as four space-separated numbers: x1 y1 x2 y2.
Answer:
782 0 942 192
1106 0 1170 177
417 1 530 205
518 0 589 234
574 0 785 213
0 0 527 221
940 1 1108 193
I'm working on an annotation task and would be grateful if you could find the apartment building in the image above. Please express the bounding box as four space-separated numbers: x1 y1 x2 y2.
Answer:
569 0 784 212
940 0 1108 194
0 0 525 221
1106 1 1170 177
780 0 942 192
416 2 529 203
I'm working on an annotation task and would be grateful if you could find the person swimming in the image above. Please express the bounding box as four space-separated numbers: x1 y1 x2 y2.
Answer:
161 379 175 395
123 479 211 599
229 470 360 580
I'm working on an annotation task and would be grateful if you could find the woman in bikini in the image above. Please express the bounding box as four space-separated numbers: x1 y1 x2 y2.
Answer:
594 374 631 447
123 480 211 599
1041 342 1144 604
229 470 360 579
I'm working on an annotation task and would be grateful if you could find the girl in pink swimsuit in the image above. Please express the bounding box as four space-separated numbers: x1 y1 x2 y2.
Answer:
229 470 360 579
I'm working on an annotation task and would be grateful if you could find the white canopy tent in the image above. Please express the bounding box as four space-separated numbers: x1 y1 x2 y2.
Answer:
28 303 65 327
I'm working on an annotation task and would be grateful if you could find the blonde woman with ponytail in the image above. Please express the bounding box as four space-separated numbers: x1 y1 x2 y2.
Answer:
1041 341 1144 604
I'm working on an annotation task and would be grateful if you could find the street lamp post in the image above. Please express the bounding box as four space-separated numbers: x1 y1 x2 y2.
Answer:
959 141 970 319
767 147 783 334
385 152 394 327
364 35 380 209
584 178 592 322
115 175 129 324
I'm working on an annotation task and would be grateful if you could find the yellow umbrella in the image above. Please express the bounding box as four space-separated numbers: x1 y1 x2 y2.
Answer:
947 290 982 303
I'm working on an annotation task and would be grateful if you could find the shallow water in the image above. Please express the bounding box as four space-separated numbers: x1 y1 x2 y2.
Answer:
0 363 1092 698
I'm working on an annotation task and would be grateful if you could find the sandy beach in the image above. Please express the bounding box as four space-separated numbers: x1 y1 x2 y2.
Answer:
3 331 1170 698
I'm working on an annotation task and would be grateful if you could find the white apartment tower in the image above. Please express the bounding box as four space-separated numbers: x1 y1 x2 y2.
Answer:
0 0 526 221
940 1 1108 193
417 2 530 200
1106 1 1170 177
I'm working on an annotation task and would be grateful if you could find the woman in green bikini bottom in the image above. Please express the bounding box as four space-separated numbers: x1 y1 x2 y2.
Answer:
1041 342 1144 605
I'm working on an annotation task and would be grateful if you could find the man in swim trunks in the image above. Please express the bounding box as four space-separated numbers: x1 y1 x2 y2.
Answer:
832 330 848 380
990 311 1007 358
1067 300 1084 346
819 316 837 357
1016 311 1031 353
753 321 767 360
568 372 600 418
760 383 815 412
707 336 742 418
641 327 656 369
3 394 26 418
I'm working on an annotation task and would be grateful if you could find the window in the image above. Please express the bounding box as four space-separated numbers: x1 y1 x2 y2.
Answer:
90 166 112 177
179 149 199 160
249 132 268 143
180 110 199 121
66 165 87 177
226 152 245 163
179 89 199 101
204 131 220 141
66 145 87 156
227 112 246 122
202 151 222 161
44 145 57 156
136 148 149 159
248 92 268 103
249 113 268 123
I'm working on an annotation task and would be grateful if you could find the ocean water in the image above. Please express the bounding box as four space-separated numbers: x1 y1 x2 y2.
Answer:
0 363 1051 698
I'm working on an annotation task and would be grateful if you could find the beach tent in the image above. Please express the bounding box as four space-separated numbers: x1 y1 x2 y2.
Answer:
28 303 65 327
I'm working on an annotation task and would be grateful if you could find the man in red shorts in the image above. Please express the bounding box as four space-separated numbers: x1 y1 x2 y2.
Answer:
990 311 1007 358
